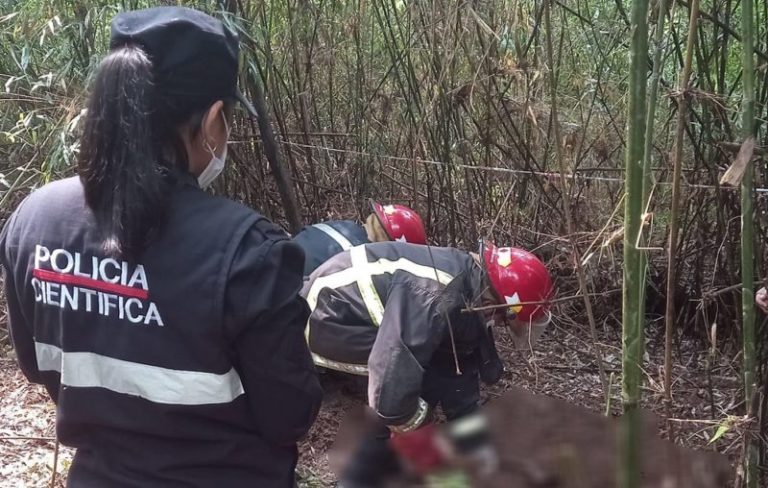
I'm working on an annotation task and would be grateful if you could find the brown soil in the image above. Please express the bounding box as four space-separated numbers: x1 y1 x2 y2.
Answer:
328 388 732 487
299 323 748 487
0 322 750 487
0 358 73 488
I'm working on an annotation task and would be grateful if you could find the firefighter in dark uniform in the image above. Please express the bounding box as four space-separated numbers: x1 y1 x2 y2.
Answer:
302 241 553 486
0 7 322 488
292 201 427 276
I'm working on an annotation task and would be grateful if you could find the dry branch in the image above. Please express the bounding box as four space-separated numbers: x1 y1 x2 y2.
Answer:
719 137 756 187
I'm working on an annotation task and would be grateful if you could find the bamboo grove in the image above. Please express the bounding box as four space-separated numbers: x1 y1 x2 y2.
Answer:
0 0 767 484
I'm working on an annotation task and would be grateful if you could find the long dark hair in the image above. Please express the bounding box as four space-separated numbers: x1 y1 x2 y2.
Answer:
78 44 217 260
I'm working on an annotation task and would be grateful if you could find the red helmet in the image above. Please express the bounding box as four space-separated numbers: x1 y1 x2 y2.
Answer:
482 242 553 321
371 201 427 245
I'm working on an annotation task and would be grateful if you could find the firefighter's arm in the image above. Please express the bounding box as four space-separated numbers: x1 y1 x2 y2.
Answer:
367 280 445 432
224 223 323 446
0 207 42 385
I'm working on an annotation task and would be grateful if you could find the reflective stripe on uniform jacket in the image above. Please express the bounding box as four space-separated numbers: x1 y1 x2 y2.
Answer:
0 175 322 488
301 241 503 431
292 220 369 276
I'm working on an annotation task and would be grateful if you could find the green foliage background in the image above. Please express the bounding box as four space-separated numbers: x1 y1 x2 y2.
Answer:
0 0 766 338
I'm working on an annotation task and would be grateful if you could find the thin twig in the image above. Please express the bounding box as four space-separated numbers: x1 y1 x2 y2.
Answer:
461 289 621 313
700 280 765 300
49 438 60 488
0 436 56 441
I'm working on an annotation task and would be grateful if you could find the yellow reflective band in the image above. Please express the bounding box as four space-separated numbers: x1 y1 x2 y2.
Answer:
312 353 369 376
350 246 386 326
366 256 455 286
390 398 430 433
305 267 358 311
304 247 457 339
304 266 360 342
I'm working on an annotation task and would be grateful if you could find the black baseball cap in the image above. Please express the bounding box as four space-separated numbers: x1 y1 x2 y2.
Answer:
110 6 257 117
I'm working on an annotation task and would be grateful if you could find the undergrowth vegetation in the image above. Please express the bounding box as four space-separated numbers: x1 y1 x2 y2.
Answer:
1 0 767 352
2 0 768 484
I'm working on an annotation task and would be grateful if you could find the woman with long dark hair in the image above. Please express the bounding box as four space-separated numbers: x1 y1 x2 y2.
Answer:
0 7 322 487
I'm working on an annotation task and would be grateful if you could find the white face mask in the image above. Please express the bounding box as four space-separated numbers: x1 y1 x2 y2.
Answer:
198 114 230 189
198 144 227 189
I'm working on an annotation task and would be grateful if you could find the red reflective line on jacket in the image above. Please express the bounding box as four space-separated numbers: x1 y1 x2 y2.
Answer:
32 268 149 300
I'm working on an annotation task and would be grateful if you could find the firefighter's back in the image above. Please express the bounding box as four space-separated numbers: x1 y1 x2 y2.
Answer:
302 242 477 371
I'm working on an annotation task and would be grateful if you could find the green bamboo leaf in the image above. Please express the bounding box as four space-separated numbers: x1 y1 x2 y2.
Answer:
708 423 730 445
21 45 31 71
425 470 471 488
0 12 19 23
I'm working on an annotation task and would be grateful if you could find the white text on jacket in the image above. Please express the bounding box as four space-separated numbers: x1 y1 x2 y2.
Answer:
30 245 164 326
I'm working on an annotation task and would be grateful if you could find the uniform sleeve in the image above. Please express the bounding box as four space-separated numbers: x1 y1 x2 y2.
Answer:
0 207 43 385
223 224 323 446
367 280 446 431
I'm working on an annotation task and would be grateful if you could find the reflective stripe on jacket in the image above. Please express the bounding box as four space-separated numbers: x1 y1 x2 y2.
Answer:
292 220 369 276
302 242 502 430
0 175 322 487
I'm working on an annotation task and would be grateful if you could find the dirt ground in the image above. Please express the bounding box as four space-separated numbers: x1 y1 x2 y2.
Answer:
0 320 749 487
297 321 747 486
327 387 734 487
0 356 72 488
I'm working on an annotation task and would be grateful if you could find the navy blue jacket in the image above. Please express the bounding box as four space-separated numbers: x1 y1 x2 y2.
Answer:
0 175 322 488
302 242 503 431
292 220 369 276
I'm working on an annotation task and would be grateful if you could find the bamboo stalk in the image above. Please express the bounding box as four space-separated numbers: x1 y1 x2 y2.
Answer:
543 0 608 405
642 0 672 437
299 92 321 221
641 1 672 207
234 3 304 232
663 0 700 443
249 72 303 233
739 0 757 480
622 0 651 484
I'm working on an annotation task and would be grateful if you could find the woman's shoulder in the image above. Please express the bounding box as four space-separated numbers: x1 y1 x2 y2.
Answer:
27 176 83 198
169 182 290 244
11 176 86 218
